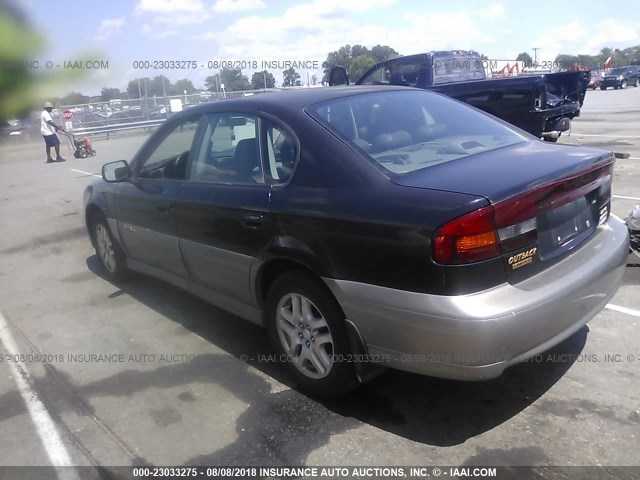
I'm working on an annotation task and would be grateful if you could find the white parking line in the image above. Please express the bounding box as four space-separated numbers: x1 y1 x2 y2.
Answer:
568 134 640 139
606 304 640 318
71 169 100 178
612 195 640 201
0 310 80 479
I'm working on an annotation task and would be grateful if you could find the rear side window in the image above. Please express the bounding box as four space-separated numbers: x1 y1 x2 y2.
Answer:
263 120 297 185
308 90 526 175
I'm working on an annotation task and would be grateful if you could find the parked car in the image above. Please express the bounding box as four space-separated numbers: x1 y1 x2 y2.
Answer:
107 109 146 124
75 112 107 128
329 50 590 142
600 66 640 89
0 117 39 142
84 87 628 397
588 70 603 89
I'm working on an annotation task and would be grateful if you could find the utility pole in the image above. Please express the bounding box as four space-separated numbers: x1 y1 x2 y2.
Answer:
532 47 540 65
161 76 168 119
263 71 267 91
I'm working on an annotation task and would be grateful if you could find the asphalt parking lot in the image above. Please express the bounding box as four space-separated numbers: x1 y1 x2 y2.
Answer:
0 87 639 476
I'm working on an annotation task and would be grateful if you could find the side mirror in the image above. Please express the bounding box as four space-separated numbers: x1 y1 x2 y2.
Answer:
329 65 350 86
102 160 130 183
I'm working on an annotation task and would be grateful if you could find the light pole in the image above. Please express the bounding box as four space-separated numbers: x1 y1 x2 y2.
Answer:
532 47 540 66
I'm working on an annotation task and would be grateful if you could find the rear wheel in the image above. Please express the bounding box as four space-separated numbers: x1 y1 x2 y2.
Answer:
621 81 628 89
91 215 128 282
600 86 606 90
266 271 357 398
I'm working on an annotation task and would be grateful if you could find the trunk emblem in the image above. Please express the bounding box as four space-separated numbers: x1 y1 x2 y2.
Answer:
508 247 538 270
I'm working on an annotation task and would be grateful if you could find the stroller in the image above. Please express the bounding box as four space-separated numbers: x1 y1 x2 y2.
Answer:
59 130 96 158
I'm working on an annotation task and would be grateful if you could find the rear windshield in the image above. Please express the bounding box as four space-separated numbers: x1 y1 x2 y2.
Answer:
307 90 526 175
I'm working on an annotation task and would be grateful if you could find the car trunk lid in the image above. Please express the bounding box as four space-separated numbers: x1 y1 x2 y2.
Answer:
397 141 615 279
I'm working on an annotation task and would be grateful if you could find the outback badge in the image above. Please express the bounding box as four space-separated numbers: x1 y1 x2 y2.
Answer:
508 247 538 270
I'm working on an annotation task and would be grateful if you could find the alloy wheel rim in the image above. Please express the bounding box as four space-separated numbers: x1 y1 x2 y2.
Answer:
276 293 334 379
95 224 116 273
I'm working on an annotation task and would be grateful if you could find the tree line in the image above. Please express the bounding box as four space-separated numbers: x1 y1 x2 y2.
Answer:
51 66 318 106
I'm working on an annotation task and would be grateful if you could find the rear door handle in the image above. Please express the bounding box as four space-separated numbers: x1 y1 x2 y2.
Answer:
242 213 263 229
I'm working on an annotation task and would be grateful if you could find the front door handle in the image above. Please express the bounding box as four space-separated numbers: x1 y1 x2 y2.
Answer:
242 213 263 229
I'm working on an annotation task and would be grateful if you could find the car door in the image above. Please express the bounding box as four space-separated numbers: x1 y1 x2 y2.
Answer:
174 112 275 306
116 115 202 278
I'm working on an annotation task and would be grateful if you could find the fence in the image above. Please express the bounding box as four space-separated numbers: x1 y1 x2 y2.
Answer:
55 89 283 139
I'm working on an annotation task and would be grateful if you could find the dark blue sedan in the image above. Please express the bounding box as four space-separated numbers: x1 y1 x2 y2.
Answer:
84 86 629 397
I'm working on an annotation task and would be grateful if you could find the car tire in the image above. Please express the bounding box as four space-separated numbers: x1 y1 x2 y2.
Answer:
266 271 357 398
91 215 128 282
600 86 606 90
634 79 639 87
621 81 627 89
91 149 97 156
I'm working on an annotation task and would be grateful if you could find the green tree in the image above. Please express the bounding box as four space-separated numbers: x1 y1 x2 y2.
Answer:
126 78 150 99
170 79 196 95
204 75 219 92
322 44 399 83
282 67 300 87
219 68 250 91
100 87 122 101
251 70 276 89
349 55 375 81
370 45 399 62
59 91 89 106
516 52 533 65
149 75 171 96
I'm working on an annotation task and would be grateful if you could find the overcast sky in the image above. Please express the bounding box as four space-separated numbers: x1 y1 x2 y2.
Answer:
20 0 640 95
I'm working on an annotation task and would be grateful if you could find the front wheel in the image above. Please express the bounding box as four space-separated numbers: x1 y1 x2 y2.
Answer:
91 215 128 282
621 81 627 89
266 271 357 398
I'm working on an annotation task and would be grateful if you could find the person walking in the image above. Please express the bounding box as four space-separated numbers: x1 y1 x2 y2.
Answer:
41 102 66 163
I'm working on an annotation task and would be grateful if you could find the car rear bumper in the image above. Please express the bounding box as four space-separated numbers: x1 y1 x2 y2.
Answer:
324 217 629 381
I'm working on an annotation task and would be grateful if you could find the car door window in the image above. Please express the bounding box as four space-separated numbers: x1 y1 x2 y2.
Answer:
138 117 200 180
263 120 297 184
189 113 263 184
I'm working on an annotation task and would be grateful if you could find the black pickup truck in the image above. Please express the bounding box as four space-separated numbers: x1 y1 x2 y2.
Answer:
329 50 590 141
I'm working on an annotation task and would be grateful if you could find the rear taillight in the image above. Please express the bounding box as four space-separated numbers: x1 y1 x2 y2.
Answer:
433 206 500 264
433 157 614 265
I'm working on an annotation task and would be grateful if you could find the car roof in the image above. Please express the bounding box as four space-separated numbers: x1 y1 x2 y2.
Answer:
171 85 420 119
